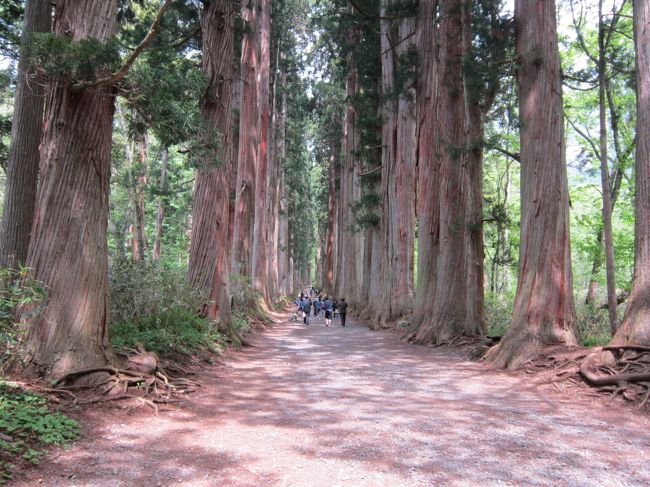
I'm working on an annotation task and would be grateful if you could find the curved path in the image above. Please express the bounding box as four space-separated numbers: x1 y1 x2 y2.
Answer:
16 314 650 486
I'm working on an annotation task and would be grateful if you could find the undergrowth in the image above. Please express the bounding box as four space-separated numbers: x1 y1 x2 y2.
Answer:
109 259 225 358
0 266 47 372
0 381 79 484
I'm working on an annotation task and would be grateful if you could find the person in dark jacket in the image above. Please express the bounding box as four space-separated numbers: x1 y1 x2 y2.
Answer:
338 298 348 327
301 297 312 325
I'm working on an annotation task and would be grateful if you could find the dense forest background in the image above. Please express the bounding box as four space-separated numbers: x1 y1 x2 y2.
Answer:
0 0 648 381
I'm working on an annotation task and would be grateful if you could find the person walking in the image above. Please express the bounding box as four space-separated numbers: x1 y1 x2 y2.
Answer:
314 296 320 317
301 297 312 325
338 298 348 327
323 296 333 327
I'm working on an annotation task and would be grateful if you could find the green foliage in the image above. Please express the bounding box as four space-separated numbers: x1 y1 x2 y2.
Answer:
0 267 46 371
0 381 79 484
575 303 617 347
484 293 514 337
109 259 223 357
0 0 21 59
28 33 121 82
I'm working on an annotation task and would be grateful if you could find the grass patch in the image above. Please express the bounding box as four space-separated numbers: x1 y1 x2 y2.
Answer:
0 381 79 484
110 308 224 358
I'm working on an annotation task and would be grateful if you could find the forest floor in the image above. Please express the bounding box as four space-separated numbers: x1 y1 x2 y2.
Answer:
11 313 650 487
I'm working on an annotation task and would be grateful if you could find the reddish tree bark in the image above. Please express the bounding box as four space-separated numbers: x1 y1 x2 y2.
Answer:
23 0 118 379
376 1 416 325
324 140 338 294
609 0 650 346
277 68 290 296
153 147 169 261
412 0 471 344
335 4 362 304
486 0 577 368
232 0 258 278
0 0 50 268
411 0 439 332
251 0 271 303
188 0 236 327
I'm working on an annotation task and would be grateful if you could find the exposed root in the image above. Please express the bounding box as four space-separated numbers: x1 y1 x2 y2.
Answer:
517 345 650 409
40 350 201 411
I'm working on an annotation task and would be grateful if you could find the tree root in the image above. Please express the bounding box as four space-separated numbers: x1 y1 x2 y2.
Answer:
42 350 200 411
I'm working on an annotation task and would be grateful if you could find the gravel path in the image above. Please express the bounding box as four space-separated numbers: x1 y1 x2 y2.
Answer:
14 314 650 486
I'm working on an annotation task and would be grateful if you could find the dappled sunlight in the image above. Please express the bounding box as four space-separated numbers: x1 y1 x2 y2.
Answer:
15 315 650 486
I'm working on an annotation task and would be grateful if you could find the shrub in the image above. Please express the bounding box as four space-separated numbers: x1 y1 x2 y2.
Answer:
109 259 224 357
484 293 513 337
0 381 79 484
0 267 46 371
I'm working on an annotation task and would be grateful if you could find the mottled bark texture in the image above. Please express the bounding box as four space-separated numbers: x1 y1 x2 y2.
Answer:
609 0 650 346
335 4 362 305
153 147 169 261
24 0 118 379
251 0 271 302
232 0 258 278
376 0 416 326
411 0 439 332
486 0 577 368
0 0 50 268
188 0 236 327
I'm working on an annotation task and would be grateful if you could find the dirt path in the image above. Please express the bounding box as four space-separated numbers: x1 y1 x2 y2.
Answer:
14 314 650 486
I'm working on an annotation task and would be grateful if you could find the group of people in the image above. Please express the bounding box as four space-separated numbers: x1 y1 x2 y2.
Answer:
295 289 348 327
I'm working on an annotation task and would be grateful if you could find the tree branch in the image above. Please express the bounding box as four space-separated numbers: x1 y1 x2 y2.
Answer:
71 0 172 93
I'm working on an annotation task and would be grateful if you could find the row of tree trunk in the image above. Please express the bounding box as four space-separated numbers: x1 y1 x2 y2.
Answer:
1 0 295 379
320 0 650 367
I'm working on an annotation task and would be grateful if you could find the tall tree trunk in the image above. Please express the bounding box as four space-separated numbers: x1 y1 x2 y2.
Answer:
376 2 416 325
598 0 618 333
266 50 278 301
0 0 51 268
232 0 258 279
153 147 169 261
188 0 235 328
324 139 337 294
462 1 486 336
24 0 118 379
411 0 439 333
336 5 362 304
251 0 271 303
610 0 650 346
277 73 289 296
486 0 577 368
134 132 149 259
412 0 474 344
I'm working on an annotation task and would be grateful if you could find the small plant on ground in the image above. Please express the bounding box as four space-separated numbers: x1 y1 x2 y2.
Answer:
0 381 79 484
109 259 224 358
575 302 615 347
0 266 47 373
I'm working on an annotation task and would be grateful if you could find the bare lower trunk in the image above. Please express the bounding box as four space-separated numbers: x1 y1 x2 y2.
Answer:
153 147 169 261
324 142 337 294
598 0 618 333
24 0 118 379
232 0 258 278
411 0 439 332
251 0 271 303
376 4 416 325
0 0 51 269
188 0 235 328
486 0 577 368
610 0 650 346
336 15 361 304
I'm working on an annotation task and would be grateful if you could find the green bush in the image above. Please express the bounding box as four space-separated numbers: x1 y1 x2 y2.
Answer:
575 303 614 347
0 267 46 371
109 259 224 357
484 293 513 337
0 381 79 484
